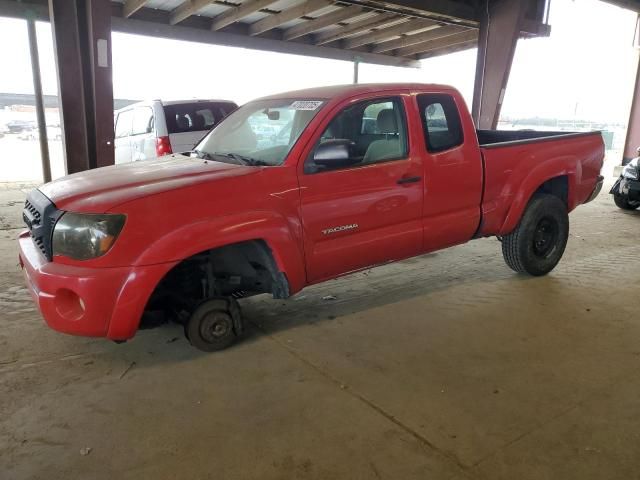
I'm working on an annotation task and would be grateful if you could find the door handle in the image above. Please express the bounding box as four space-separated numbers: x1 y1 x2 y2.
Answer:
397 176 421 185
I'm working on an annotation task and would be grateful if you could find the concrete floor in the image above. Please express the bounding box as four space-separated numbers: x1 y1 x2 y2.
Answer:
1 177 640 480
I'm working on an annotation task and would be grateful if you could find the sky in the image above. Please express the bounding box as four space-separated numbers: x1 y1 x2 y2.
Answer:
0 0 637 123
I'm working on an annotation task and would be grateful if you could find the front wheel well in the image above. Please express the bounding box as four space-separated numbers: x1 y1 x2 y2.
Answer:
141 240 289 329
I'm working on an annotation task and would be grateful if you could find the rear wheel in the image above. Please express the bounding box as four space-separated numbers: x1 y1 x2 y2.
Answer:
501 193 569 276
613 193 640 210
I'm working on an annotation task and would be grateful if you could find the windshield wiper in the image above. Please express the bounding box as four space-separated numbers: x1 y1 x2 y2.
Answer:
194 150 215 161
213 152 269 167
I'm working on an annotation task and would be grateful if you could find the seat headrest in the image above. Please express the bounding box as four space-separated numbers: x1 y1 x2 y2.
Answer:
175 114 190 131
191 113 206 130
377 109 398 134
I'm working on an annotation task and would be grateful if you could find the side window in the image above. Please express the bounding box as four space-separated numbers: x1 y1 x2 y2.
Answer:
307 97 407 173
417 94 463 153
131 107 154 136
361 101 393 134
114 110 133 138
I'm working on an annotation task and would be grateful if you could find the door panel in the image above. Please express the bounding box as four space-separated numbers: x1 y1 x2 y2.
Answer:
298 95 424 283
300 160 423 282
415 93 483 251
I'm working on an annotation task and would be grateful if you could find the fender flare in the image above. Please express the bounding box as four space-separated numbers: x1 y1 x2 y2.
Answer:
499 157 580 235
133 210 307 294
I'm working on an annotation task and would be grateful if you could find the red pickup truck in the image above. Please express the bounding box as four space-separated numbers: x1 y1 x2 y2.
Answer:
18 84 604 351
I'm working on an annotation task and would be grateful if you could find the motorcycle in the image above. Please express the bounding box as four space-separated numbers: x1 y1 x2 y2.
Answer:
611 148 640 210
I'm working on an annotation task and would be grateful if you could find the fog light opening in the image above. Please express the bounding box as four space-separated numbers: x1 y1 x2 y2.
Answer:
54 289 85 321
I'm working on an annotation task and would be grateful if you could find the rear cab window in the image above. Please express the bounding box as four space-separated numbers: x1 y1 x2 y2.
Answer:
417 93 464 153
163 101 237 134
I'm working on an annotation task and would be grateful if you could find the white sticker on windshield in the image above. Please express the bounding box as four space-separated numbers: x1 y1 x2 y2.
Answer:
291 101 323 111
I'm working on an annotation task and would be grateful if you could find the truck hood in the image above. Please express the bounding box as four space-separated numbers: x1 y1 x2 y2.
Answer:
40 155 255 212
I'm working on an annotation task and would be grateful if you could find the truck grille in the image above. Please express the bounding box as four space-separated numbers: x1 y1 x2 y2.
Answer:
22 189 60 261
24 199 41 223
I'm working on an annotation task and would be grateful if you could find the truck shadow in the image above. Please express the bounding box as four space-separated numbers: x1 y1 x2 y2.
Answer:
238 247 527 344
126 239 541 363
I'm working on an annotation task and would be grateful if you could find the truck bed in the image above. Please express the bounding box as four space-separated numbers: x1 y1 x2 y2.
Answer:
477 129 600 148
477 130 604 237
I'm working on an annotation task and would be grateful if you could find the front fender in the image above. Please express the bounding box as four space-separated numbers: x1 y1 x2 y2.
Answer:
133 210 307 294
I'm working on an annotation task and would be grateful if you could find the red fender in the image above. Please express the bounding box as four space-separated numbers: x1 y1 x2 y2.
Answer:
133 210 307 295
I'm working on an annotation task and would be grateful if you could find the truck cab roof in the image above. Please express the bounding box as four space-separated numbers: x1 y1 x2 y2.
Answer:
258 83 461 102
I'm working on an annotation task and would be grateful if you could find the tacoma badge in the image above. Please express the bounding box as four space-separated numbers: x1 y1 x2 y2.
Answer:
322 224 359 235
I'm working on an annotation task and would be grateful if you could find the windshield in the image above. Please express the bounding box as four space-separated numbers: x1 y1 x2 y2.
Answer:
194 98 325 166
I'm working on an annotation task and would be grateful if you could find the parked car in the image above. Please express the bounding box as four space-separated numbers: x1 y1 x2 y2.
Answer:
113 99 238 164
17 125 62 141
7 120 35 133
18 84 604 352
610 147 640 210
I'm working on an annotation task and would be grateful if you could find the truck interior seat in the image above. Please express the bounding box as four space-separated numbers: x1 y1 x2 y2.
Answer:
191 113 206 130
363 109 401 163
175 114 190 131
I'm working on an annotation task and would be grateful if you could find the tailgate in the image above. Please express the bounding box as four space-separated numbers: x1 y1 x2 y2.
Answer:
169 131 208 153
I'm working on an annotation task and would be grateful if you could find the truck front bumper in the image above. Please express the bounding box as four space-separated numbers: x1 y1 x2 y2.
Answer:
18 231 175 340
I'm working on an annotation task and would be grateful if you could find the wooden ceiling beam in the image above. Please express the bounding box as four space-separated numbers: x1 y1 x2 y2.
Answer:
211 0 279 30
372 24 466 53
283 5 366 41
170 0 213 25
314 13 402 45
394 29 477 57
343 18 437 49
248 0 333 36
123 0 150 18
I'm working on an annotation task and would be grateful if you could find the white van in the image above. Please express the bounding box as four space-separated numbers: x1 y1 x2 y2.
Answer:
113 99 238 164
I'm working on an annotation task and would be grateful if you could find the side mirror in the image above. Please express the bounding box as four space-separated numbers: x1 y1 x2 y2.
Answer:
313 139 357 168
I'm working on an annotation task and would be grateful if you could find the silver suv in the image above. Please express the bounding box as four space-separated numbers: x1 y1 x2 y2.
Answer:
113 99 237 164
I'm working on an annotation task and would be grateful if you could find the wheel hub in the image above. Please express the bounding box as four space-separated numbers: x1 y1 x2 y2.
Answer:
200 311 232 343
532 217 558 258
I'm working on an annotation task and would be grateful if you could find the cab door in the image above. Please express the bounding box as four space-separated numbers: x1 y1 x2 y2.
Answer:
414 92 483 251
298 95 424 283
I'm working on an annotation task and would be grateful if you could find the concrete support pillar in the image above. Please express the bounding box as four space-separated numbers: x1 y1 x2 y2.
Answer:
623 45 640 165
27 18 52 183
472 0 527 130
49 0 114 174
353 58 360 84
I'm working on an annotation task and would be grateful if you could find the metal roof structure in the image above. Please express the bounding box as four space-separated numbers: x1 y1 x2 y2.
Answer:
1 0 551 67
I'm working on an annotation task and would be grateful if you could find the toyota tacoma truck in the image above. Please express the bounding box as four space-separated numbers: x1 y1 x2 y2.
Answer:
18 84 604 352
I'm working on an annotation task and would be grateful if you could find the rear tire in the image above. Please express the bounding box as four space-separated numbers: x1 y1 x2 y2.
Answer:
613 193 640 210
501 193 569 276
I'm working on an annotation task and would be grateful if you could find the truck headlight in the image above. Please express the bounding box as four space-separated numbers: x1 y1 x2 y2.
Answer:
52 213 126 260
623 162 639 180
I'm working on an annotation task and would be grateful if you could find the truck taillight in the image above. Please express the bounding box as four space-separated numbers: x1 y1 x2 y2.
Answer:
155 136 172 156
